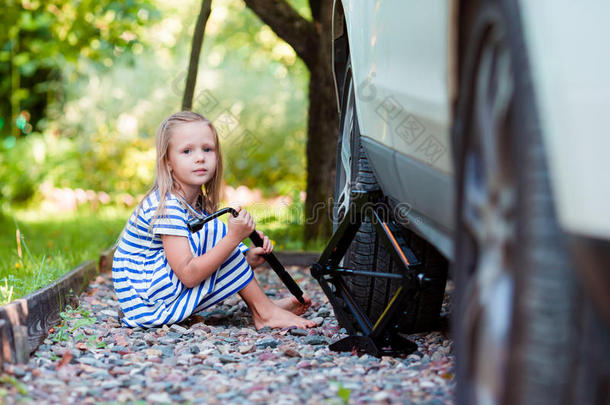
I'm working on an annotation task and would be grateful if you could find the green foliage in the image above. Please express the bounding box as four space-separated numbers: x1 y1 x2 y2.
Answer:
0 131 77 202
5 0 311 200
50 306 96 343
0 375 27 396
0 129 155 203
0 134 40 202
0 0 159 136
330 381 351 404
198 0 309 193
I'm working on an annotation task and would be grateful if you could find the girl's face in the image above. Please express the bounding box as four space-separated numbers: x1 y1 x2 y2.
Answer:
167 121 217 197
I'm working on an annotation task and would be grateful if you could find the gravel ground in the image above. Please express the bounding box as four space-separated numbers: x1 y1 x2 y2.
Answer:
1 266 455 404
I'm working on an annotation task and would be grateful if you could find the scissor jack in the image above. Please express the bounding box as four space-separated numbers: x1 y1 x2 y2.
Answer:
310 190 425 357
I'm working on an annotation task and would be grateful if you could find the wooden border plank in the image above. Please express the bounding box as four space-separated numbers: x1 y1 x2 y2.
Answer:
99 247 115 273
0 260 97 368
0 319 7 364
0 314 16 365
23 260 97 353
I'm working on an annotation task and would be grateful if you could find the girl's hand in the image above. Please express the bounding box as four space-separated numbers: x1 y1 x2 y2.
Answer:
227 206 255 243
246 231 273 268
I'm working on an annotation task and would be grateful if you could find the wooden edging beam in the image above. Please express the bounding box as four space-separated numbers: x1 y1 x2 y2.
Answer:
99 247 115 274
0 247 115 369
0 260 97 367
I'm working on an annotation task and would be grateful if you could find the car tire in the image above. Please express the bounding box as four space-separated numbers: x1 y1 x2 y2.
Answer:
453 1 589 403
333 59 448 334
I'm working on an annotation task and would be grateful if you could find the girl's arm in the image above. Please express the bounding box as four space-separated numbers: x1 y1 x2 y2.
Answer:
162 207 254 288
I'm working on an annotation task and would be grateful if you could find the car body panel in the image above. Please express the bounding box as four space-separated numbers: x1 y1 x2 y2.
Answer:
362 137 455 259
517 0 610 241
340 0 456 249
341 0 453 175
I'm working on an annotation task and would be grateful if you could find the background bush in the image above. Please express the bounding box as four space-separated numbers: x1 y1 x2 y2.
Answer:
1 0 311 207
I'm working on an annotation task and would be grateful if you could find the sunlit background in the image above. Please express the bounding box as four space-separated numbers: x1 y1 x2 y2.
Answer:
0 0 314 303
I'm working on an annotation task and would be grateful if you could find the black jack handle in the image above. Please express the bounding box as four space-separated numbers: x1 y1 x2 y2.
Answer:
187 207 305 304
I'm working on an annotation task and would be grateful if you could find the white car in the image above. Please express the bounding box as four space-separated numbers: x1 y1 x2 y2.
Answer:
330 1 610 404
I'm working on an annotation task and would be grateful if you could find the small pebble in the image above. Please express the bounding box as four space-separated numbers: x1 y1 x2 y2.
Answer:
316 308 331 318
255 338 279 349
169 324 189 334
304 335 328 346
238 344 255 354
289 328 308 336
281 348 301 358
100 310 118 318
311 317 325 326
219 355 238 364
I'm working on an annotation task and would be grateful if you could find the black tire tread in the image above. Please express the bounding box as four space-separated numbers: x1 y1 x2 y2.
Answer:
343 146 448 333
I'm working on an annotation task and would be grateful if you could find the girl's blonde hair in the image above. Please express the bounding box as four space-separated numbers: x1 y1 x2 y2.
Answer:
142 111 223 226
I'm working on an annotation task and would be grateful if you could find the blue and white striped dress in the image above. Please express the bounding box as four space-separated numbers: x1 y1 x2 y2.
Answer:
112 191 253 328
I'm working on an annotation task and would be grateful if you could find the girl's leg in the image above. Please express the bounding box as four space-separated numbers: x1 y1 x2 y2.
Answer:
239 277 316 330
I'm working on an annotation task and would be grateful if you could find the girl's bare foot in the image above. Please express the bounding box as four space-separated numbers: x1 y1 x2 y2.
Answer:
253 304 317 330
274 295 312 315
238 277 315 330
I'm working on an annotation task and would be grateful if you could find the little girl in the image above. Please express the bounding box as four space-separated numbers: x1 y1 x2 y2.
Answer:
112 111 315 329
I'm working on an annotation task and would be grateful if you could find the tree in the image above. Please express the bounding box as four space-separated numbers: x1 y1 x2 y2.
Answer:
0 0 158 137
243 0 338 245
182 0 212 111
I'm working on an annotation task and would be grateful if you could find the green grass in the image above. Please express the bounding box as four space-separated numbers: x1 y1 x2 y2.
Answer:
0 206 129 305
0 200 324 305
